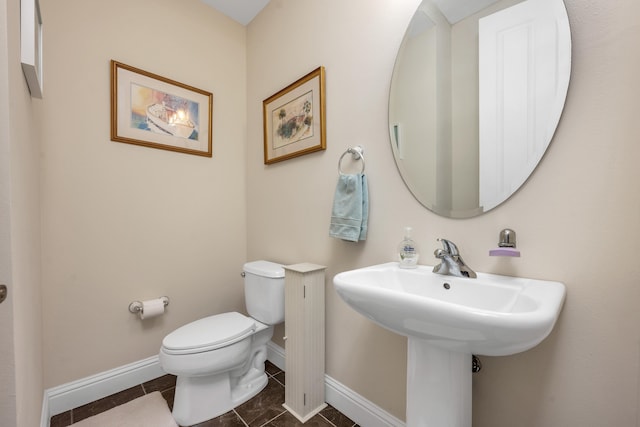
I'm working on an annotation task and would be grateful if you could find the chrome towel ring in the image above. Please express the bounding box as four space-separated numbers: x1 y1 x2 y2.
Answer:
338 145 365 175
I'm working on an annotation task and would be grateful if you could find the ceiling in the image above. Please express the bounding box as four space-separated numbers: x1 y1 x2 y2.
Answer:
201 0 271 25
429 0 505 23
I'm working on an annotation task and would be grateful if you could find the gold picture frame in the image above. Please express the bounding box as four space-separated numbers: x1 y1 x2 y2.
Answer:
111 60 213 157
263 67 326 164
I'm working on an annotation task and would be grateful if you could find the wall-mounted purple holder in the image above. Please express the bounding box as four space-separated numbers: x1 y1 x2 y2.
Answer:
489 247 520 257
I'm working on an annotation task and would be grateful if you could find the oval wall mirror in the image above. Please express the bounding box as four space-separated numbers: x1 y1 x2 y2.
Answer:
389 0 571 218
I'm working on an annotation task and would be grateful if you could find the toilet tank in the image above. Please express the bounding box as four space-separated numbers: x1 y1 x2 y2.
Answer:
243 261 285 325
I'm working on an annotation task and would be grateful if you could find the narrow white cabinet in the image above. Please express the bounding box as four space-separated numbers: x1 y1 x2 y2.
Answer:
283 263 327 422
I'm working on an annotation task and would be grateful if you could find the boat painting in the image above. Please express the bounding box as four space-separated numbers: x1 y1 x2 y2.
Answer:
130 83 199 141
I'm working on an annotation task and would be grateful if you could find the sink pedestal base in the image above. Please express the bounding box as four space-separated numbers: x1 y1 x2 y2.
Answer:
407 338 471 427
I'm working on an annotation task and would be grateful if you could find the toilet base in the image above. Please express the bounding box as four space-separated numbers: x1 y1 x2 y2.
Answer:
170 325 273 426
172 370 268 426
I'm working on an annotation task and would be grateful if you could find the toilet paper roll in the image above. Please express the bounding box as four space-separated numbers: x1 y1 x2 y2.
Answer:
140 298 165 320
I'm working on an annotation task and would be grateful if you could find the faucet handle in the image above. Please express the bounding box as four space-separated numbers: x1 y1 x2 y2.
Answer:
437 238 459 256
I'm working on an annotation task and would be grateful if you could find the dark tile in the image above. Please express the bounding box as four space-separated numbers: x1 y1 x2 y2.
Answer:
49 410 71 427
320 405 357 426
72 385 145 422
266 411 335 427
161 387 175 411
265 360 282 376
235 378 286 426
143 374 176 393
273 371 286 386
186 410 246 426
52 367 356 427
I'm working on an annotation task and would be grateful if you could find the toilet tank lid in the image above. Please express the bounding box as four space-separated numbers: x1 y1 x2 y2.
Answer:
243 260 285 278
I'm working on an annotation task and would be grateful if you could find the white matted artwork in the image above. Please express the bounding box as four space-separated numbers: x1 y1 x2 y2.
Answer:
111 60 213 157
262 67 326 164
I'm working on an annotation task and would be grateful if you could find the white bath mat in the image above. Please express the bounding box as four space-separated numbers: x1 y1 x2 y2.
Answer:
71 391 178 427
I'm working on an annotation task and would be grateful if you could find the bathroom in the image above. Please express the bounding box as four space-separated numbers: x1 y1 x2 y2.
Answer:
1 0 640 426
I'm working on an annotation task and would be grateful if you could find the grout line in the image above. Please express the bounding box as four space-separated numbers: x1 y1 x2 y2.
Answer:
258 410 287 427
233 408 250 427
54 365 359 427
318 412 338 427
271 375 285 387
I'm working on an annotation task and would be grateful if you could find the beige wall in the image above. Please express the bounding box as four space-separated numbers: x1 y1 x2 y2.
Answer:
39 0 248 387
247 0 640 425
0 2 17 425
0 0 43 427
30 0 640 425
247 0 430 418
1 0 45 425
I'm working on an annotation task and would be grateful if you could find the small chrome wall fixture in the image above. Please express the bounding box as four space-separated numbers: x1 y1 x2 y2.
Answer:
129 296 170 315
489 229 520 257
498 229 516 247
338 145 365 175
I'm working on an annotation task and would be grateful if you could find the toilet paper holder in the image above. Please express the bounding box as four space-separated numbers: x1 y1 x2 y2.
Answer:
128 296 170 315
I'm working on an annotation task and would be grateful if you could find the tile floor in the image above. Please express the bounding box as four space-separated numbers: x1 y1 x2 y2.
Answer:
50 361 360 427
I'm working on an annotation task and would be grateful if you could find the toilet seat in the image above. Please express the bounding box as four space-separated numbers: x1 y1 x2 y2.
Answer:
162 312 256 355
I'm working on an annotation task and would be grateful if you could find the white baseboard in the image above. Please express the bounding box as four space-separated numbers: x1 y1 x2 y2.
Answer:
267 341 404 427
266 340 286 370
42 342 404 427
41 355 165 427
325 375 405 427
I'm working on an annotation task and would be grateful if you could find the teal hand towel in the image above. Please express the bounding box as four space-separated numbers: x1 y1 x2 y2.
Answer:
329 173 369 242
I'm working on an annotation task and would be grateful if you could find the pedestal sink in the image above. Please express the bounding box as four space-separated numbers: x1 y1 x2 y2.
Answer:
333 262 566 427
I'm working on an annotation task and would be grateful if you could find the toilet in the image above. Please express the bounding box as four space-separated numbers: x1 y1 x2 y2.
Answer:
159 261 285 426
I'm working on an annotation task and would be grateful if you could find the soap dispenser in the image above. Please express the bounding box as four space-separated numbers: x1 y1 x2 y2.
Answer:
398 226 419 268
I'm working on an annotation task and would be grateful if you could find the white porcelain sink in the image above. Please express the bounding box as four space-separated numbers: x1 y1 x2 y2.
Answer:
333 262 565 356
334 262 566 426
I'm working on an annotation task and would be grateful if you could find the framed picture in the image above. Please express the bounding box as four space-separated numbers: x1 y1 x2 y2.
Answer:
21 0 43 98
263 67 326 164
111 60 213 157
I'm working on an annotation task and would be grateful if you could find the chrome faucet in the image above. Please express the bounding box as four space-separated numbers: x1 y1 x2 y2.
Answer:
433 238 477 278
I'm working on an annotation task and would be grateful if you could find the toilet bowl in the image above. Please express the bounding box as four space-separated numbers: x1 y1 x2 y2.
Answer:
159 261 285 426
